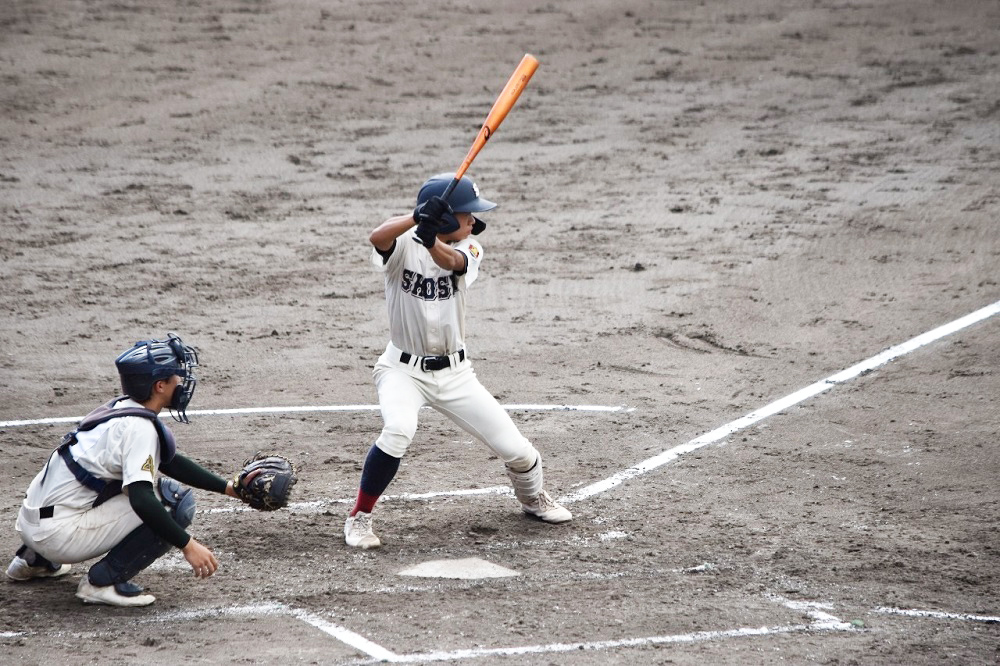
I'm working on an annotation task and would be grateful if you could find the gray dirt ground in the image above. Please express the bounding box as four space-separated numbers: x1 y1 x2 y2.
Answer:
1 0 998 664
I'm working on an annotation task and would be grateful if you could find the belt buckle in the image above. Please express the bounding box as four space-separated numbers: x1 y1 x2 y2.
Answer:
421 356 448 371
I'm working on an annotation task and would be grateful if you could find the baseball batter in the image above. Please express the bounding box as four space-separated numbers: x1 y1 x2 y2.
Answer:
6 334 247 606
344 173 572 549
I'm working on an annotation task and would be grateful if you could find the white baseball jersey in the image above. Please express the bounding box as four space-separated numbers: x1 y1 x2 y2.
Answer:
371 229 484 357
21 398 161 515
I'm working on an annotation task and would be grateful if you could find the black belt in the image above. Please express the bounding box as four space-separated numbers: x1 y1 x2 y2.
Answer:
400 349 465 371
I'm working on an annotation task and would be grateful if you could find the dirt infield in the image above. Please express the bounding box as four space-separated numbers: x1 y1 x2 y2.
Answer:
1 0 998 663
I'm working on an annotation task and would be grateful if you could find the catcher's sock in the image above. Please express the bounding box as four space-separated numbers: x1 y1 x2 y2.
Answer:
352 445 400 516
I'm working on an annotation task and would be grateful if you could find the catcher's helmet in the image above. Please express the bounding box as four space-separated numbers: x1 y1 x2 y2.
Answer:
416 173 496 235
115 333 199 423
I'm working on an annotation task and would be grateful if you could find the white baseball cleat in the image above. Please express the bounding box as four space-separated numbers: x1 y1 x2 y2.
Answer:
76 577 155 607
520 490 573 523
5 556 72 581
344 511 382 549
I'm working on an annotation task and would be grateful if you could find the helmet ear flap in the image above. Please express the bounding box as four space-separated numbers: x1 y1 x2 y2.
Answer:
437 211 460 234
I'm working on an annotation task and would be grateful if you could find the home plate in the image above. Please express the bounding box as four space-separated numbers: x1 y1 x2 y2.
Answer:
398 558 519 579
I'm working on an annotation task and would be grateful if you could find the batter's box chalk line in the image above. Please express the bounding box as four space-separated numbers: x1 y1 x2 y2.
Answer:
124 595 855 663
6 599 996 656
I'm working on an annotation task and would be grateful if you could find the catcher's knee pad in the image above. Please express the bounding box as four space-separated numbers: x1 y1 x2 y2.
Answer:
158 477 196 528
506 452 543 503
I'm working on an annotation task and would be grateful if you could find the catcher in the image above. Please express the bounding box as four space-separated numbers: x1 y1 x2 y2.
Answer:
5 333 296 607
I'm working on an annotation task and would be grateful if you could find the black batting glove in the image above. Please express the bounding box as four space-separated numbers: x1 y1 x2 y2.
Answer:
413 219 440 248
412 195 452 248
413 196 452 226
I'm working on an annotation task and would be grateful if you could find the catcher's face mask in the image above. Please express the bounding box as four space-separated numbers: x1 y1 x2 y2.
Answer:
165 333 198 423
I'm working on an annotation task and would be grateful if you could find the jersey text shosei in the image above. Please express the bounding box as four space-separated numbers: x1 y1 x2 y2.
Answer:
402 270 459 302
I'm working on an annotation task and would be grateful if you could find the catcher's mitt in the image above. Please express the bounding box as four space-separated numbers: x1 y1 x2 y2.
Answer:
232 452 297 511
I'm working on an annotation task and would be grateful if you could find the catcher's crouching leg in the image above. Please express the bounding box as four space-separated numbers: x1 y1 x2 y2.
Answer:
505 453 572 524
87 478 195 588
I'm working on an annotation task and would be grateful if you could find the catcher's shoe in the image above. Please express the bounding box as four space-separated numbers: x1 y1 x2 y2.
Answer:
520 490 572 523
6 555 72 581
344 511 381 549
76 577 155 607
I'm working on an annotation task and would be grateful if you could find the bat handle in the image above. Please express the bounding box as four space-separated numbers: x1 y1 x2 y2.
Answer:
440 177 460 203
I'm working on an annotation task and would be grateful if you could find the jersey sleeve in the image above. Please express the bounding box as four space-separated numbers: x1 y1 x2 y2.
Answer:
371 230 418 271
370 240 396 270
118 418 161 487
454 238 484 287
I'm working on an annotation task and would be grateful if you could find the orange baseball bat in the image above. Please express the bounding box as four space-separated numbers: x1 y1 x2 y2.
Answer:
442 53 539 201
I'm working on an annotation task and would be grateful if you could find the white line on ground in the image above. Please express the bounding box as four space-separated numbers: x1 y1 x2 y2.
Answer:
874 607 1000 623
46 597 851 663
559 299 1000 503
376 625 820 663
0 404 631 429
352 597 853 663
290 608 401 662
140 602 400 661
148 601 287 621
200 486 514 514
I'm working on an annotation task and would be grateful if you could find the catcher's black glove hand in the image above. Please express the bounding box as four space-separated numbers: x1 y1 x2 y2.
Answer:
232 452 297 511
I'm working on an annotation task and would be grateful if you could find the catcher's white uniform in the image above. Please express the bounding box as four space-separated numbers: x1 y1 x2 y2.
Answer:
370 229 536 468
16 399 160 564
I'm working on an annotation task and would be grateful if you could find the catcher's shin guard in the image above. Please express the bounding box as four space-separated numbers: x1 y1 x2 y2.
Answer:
88 479 195 587
505 453 544 505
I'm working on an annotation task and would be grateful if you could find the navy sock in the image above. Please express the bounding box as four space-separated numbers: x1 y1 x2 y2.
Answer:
352 445 401 515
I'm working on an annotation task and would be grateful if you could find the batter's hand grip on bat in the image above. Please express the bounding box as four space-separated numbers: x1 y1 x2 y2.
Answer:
445 54 540 201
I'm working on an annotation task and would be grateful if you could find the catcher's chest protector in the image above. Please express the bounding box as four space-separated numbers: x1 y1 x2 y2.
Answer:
52 396 178 506
69 396 177 463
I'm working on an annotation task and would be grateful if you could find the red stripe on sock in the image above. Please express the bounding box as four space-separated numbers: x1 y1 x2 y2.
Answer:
350 489 380 517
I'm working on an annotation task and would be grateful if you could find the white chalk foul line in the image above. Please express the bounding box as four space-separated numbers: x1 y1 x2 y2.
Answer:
874 607 1000 623
0 404 631 429
143 602 400 661
560 300 1000 504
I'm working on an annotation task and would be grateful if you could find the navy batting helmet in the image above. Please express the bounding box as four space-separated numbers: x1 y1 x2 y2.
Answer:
115 333 199 423
416 173 496 235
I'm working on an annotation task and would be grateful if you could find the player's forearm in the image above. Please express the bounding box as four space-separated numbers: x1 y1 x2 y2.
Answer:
429 242 468 272
127 481 191 549
160 453 228 494
370 214 417 251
